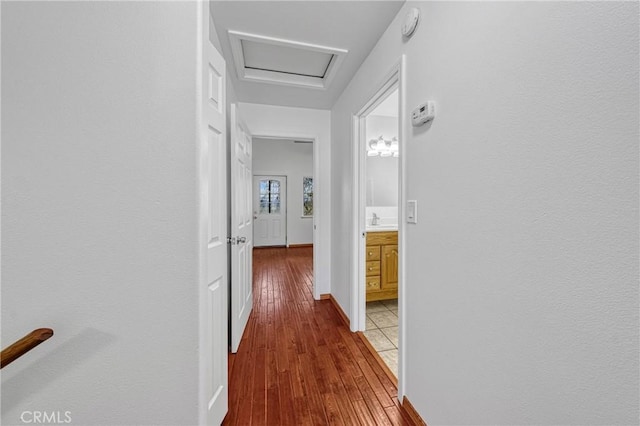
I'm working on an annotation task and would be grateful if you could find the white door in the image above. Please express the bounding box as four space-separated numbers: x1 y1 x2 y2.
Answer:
198 1 227 424
230 104 253 353
253 176 287 247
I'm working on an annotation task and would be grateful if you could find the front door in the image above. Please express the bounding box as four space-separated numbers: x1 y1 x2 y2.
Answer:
253 176 287 247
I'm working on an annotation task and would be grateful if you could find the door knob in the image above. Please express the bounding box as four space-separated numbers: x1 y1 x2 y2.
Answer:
237 236 247 244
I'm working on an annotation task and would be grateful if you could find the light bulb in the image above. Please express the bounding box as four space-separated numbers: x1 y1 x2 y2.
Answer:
390 137 399 152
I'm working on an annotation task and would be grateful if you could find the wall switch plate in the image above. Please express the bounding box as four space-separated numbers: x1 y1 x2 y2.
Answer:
407 200 417 224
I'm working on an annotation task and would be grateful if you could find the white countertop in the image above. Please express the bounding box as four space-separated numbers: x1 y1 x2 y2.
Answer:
365 225 398 232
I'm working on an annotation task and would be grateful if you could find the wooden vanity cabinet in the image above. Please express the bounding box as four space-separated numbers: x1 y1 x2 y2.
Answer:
365 231 398 302
382 245 398 289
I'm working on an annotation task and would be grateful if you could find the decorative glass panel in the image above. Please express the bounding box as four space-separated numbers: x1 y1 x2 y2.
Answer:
259 180 269 214
270 192 280 214
259 199 269 214
302 177 313 217
258 179 282 214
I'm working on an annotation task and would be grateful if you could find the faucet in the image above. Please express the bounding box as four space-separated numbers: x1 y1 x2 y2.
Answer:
371 212 379 226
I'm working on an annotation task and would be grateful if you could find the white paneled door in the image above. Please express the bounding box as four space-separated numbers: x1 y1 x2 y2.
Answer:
199 1 227 424
230 104 253 353
253 176 287 247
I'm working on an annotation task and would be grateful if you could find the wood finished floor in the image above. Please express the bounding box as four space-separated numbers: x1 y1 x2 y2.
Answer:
224 247 416 426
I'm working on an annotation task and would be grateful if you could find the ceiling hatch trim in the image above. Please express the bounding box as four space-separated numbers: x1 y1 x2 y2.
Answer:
228 30 348 90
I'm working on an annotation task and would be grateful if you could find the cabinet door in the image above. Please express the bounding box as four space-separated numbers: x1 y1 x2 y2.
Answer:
381 245 398 289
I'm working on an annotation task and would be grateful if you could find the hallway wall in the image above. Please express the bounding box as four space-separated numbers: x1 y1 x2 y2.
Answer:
1 2 201 424
331 1 639 424
239 102 331 297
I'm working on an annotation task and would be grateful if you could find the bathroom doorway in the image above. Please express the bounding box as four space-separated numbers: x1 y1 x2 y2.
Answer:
352 58 405 392
362 88 399 377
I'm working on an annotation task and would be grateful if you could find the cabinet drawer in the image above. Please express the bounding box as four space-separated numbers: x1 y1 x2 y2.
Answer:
366 246 380 261
366 231 397 246
366 261 380 276
366 277 381 291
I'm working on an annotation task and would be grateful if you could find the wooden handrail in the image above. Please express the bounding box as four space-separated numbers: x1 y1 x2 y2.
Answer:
1 328 54 369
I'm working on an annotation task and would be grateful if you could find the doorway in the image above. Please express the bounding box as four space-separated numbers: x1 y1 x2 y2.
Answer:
362 87 400 379
352 58 405 396
252 138 315 291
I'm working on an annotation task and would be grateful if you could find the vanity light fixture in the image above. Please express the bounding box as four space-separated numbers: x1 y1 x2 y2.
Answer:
367 136 399 158
391 137 399 157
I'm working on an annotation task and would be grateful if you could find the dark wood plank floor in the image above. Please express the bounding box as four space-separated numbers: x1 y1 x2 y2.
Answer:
224 247 416 425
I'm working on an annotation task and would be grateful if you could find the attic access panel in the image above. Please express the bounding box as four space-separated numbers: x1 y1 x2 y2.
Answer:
241 40 334 78
229 31 347 90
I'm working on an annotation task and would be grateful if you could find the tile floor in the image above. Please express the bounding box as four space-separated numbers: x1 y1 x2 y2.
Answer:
364 299 398 377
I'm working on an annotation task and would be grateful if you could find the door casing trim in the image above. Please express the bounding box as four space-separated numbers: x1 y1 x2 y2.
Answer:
351 55 406 400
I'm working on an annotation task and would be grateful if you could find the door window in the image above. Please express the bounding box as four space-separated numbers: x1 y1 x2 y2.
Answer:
259 179 281 214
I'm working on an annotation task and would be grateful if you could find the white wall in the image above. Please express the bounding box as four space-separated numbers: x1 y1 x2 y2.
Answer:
239 102 331 297
331 1 639 424
2 2 201 424
366 115 398 207
253 139 314 245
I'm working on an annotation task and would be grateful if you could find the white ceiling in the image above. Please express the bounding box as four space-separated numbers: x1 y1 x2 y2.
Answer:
211 1 405 110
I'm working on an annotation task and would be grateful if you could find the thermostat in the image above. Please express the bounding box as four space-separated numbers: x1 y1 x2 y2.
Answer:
411 101 436 126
